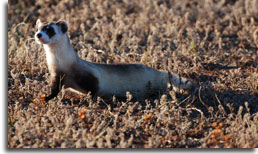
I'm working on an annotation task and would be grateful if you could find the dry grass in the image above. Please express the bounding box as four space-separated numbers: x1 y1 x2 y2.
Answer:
8 0 258 148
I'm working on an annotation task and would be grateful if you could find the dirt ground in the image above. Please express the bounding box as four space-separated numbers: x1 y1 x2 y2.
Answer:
8 0 258 148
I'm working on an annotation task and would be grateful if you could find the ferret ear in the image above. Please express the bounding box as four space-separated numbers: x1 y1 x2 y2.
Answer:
56 20 68 33
36 19 42 28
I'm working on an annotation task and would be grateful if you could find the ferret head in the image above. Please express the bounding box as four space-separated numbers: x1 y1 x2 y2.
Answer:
35 19 68 44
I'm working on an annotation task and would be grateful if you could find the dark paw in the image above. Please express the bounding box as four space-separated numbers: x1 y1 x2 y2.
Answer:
44 95 53 102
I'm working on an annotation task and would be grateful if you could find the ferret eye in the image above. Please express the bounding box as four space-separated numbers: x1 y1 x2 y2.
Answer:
46 26 51 30
46 27 56 38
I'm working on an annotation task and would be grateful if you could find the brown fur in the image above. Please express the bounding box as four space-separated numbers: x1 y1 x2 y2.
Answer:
94 63 152 75
69 63 99 96
45 72 64 101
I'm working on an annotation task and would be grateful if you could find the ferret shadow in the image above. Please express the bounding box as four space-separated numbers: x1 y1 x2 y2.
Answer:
184 73 258 116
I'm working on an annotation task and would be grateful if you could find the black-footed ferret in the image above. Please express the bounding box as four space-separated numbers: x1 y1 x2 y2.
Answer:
34 19 194 102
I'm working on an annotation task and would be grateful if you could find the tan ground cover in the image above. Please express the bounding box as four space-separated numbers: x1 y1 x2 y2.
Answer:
8 0 258 148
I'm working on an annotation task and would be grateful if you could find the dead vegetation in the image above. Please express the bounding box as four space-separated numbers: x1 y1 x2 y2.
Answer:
8 0 258 148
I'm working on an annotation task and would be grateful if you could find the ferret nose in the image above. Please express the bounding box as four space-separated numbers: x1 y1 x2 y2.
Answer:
37 33 42 38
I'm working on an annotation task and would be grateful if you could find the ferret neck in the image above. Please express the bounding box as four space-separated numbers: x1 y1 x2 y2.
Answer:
43 34 79 73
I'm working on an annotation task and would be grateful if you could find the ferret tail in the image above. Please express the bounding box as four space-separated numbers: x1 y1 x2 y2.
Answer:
167 71 195 90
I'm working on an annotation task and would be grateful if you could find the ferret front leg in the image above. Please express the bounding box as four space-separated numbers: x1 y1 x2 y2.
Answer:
45 73 64 102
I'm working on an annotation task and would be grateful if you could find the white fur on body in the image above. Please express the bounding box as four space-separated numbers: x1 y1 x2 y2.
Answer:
95 64 168 98
35 19 193 100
